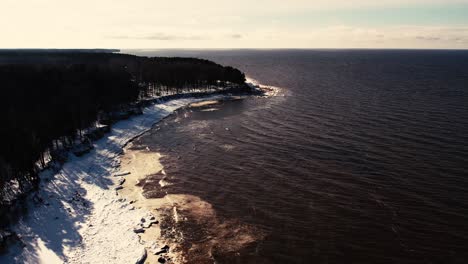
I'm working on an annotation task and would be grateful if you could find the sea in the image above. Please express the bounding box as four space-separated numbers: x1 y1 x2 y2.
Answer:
125 49 468 263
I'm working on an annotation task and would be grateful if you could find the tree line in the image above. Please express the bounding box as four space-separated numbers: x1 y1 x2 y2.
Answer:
0 52 248 216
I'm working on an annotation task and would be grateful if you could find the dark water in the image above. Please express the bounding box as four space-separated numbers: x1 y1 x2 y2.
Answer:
129 50 468 263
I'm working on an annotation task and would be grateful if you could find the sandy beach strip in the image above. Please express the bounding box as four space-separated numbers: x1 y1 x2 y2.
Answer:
188 100 220 108
116 145 264 264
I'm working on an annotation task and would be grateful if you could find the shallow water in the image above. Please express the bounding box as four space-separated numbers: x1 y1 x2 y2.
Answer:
128 50 468 263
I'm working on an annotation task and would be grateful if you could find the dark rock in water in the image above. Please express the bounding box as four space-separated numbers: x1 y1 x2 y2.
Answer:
157 257 166 263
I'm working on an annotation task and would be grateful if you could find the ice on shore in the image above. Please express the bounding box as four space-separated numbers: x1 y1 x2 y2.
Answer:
0 95 228 264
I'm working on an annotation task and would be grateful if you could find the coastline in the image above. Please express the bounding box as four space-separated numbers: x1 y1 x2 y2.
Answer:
0 93 247 264
117 104 266 263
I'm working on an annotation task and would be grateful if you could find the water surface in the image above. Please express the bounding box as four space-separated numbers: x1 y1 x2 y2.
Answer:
129 50 468 263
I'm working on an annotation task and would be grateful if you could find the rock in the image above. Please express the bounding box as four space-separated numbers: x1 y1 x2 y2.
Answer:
133 227 145 234
135 248 147 264
141 216 158 228
115 186 124 191
118 178 126 185
158 257 166 263
114 171 131 177
155 245 169 255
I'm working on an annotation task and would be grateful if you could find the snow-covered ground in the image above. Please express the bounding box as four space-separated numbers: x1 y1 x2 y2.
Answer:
0 95 230 264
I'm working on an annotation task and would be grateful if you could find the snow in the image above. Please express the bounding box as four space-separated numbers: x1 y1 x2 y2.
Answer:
0 95 229 264
246 77 282 96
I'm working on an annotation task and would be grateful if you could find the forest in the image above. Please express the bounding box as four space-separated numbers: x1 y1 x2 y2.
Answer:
0 51 249 221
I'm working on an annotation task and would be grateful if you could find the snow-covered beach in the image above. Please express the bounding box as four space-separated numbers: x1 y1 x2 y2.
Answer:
0 94 237 264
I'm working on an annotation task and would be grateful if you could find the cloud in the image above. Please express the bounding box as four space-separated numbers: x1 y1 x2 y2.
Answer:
107 33 208 41
416 36 441 41
254 25 468 48
230 34 243 39
108 32 245 41
144 33 207 40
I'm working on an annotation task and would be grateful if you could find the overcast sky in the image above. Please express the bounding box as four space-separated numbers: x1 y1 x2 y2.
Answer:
2 0 468 49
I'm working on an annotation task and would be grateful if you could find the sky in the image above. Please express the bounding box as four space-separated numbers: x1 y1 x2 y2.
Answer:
1 0 468 49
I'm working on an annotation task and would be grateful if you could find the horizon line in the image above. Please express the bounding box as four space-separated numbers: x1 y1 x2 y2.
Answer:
1 47 468 51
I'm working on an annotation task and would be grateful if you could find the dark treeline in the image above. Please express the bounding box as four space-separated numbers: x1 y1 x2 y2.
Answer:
0 52 248 217
0 64 138 193
142 57 245 93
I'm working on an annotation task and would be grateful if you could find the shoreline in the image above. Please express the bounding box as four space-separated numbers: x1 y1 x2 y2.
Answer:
0 93 248 264
117 147 180 263
116 94 272 263
0 78 274 263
